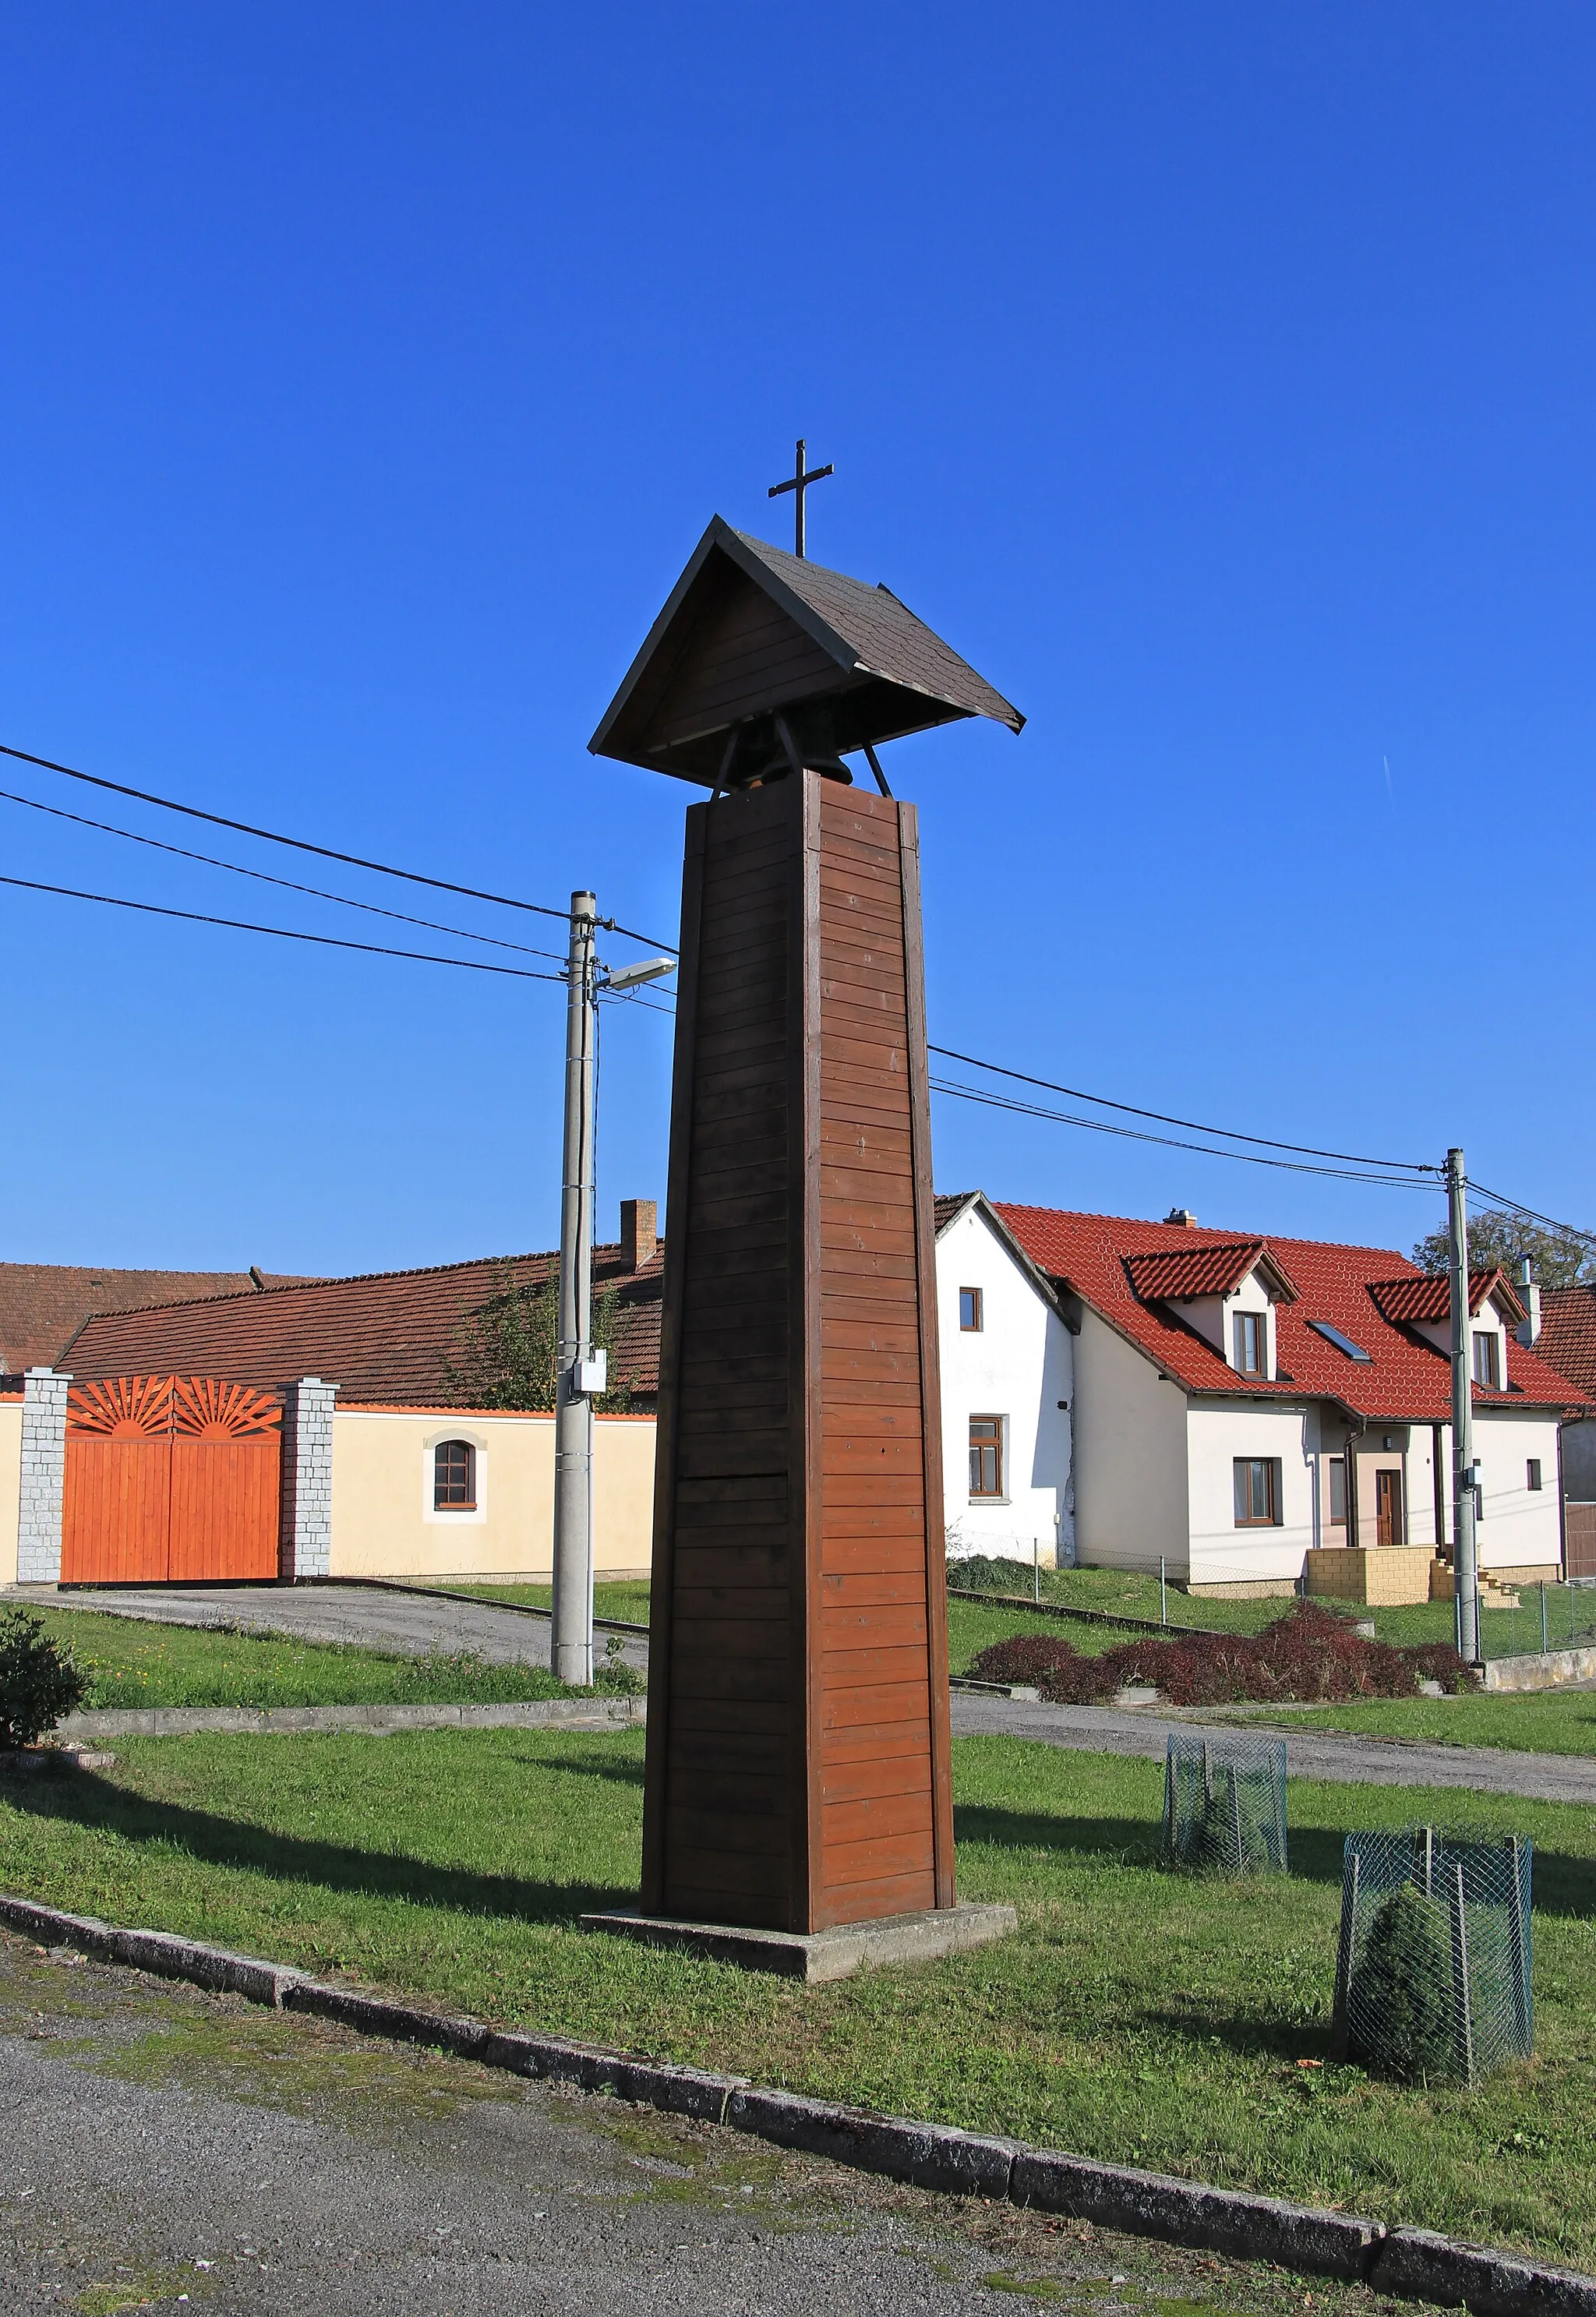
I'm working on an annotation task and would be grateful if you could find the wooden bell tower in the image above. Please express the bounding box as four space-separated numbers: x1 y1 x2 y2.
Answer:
590 517 1022 1940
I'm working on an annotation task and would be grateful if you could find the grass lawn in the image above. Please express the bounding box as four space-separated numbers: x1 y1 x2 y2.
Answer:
19 1604 586 1711
447 1581 654 1626
1 1729 1593 2267
1231 1689 1596 1755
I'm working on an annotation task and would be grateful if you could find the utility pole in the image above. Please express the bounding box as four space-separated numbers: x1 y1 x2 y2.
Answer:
552 890 599 1687
1448 1146 1481 1664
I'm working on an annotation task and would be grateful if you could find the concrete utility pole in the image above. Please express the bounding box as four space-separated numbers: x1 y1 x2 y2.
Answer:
1448 1146 1481 1664
552 890 600 1687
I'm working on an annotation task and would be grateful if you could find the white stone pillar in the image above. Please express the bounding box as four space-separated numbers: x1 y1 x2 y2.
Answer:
16 1368 69 1585
279 1377 337 1581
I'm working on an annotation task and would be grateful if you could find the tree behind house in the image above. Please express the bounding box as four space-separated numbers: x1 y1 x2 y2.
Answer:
443 1267 633 1412
1411 1213 1596 1291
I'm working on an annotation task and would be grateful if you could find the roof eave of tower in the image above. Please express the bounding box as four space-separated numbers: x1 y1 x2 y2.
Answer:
588 515 1023 779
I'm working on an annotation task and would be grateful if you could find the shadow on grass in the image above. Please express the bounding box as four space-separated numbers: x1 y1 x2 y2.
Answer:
953 1804 1596 1918
2 1768 639 1927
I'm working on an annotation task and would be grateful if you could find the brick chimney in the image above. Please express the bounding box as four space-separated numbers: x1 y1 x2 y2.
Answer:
1164 1207 1198 1228
620 1199 658 1271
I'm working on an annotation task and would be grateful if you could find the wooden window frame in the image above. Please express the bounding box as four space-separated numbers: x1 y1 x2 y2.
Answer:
959 1287 983 1333
969 1415 1005 1499
1327 1455 1347 1527
433 1438 477 1512
1233 1455 1281 1528
1471 1330 1501 1391
1233 1309 1266 1378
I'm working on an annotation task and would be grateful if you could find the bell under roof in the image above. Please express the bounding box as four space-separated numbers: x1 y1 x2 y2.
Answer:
588 516 1024 784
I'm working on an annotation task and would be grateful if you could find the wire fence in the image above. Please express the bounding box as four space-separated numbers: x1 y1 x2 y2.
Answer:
1476 1578 1596 1662
1333 1827 1533 2086
1162 1734 1289 1876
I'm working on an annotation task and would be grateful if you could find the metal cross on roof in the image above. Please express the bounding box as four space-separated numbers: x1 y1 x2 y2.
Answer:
767 436 834 558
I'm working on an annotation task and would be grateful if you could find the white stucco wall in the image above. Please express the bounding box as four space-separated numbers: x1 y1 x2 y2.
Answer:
0 1396 19 1587
1072 1307 1189 1575
935 1203 1074 1568
1456 1410 1565 1572
1187 1399 1317 1585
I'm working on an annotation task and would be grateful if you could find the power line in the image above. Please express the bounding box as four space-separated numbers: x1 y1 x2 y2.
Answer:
0 786 568 962
0 874 565 982
0 738 678 954
929 1074 1438 1189
929 1043 1436 1177
1464 1178 1596 1250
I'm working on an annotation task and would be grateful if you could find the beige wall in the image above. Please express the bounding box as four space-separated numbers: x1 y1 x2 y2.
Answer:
328 1408 655 1581
0 1398 19 1586
1072 1309 1190 1576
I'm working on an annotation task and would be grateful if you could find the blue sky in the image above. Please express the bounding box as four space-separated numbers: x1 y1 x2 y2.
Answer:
3 3 1592 1274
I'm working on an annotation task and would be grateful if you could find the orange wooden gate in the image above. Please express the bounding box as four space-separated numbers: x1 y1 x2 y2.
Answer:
62 1376 282 1584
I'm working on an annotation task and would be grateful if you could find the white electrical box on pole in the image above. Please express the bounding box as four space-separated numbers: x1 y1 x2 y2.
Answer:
552 890 598 1687
1447 1145 1481 1665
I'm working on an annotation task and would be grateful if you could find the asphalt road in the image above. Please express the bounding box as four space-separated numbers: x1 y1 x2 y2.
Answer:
0 1932 1379 2317
19 1581 650 1675
21 1584 1596 1803
948 1693 1596 1804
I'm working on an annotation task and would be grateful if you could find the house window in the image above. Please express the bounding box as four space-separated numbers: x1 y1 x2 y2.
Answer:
1234 1457 1281 1527
1234 1310 1266 1377
959 1287 983 1333
434 1439 476 1510
1472 1330 1501 1390
969 1416 1004 1498
1327 1456 1347 1526
1527 1459 1543 1492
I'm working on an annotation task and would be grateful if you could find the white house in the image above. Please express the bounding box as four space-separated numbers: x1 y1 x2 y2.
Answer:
934 1194 1588 1598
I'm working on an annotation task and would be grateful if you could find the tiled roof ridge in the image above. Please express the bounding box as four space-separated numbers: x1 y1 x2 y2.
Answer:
53 1240 666 1336
991 1199 1418 1275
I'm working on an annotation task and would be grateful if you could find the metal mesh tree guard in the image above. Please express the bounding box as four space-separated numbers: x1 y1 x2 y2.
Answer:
1333 1828 1533 2086
1161 1734 1288 1874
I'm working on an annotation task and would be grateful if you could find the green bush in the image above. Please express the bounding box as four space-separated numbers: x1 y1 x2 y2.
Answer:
0 1609 89 1748
1351 1884 1460 2083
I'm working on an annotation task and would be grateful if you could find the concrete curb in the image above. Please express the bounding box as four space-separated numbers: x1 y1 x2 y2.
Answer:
55 1698 647 1740
0 1887 1587 2314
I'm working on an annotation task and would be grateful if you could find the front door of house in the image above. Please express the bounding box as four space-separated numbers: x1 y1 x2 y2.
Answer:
1375 1467 1404 1549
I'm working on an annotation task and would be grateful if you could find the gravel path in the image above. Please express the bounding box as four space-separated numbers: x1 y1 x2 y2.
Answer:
949 1692 1596 1804
13 1581 649 1674
0 1933 1351 2317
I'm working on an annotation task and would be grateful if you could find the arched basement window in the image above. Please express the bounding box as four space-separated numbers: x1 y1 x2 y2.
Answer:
434 1439 476 1511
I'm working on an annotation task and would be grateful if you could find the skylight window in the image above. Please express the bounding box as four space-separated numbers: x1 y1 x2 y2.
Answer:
1308 1319 1373 1363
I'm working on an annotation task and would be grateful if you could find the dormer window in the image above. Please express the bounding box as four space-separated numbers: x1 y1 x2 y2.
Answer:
1234 1311 1266 1377
1471 1330 1502 1391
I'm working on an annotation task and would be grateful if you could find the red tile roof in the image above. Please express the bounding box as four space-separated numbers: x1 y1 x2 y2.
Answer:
60 1243 664 1408
990 1201 1591 1422
1368 1270 1525 1327
0 1263 310 1377
1124 1239 1298 1305
1538 1287 1596 1400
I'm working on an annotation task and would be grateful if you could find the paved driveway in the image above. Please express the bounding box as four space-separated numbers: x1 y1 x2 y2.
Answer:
17 1584 1596 1802
949 1692 1596 1805
0 1933 1349 2317
18 1581 648 1674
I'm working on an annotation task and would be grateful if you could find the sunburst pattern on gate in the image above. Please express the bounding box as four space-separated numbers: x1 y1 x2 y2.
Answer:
66 1376 175 1438
172 1377 281 1439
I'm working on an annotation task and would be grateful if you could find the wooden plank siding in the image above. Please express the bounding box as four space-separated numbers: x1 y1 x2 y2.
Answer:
640 771 954 1934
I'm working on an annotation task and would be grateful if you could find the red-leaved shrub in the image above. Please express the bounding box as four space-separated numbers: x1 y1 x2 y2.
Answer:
967 1600 1477 1706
